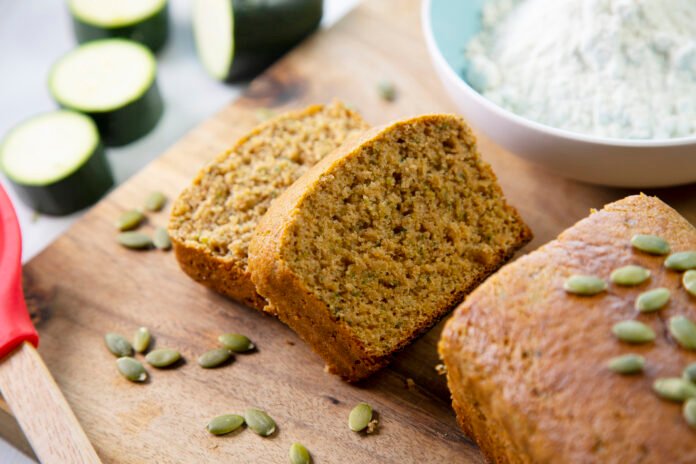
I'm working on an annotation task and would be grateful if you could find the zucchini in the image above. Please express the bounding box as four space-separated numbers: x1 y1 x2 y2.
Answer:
68 0 169 53
49 39 164 146
193 0 323 81
0 111 114 216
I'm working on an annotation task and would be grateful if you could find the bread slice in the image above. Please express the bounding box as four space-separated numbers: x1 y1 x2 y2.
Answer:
168 102 369 309
439 195 696 463
248 114 532 381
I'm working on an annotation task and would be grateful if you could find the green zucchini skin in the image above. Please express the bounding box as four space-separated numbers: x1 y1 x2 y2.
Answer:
71 4 169 53
8 142 114 216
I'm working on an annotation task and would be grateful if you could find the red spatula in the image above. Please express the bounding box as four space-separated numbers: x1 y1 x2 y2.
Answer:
0 184 101 463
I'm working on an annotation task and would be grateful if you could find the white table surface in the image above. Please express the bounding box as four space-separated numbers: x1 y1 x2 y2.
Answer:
0 0 357 461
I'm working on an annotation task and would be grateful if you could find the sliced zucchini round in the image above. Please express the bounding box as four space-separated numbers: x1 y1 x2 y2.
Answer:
0 111 114 216
68 0 169 53
49 39 164 146
193 0 323 82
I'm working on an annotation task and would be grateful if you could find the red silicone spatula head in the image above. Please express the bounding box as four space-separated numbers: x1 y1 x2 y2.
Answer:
0 183 38 359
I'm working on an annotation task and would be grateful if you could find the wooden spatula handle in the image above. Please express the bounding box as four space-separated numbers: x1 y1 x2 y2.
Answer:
0 342 101 463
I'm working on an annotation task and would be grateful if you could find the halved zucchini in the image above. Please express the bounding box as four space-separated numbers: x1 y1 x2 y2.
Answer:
0 111 114 216
49 39 164 146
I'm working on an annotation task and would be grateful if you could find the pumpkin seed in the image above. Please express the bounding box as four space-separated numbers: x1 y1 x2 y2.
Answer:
377 80 397 102
116 209 145 231
153 227 172 250
116 357 147 382
653 377 696 402
683 363 696 382
563 275 607 296
635 287 670 312
610 265 651 286
669 316 696 350
665 251 696 271
289 442 311 464
684 270 696 297
684 399 696 429
144 191 167 212
117 232 153 250
631 234 670 255
197 348 232 368
218 334 254 353
611 320 655 344
349 402 373 432
244 408 276 437
133 327 151 353
105 333 133 357
607 354 645 374
145 349 181 368
206 414 244 435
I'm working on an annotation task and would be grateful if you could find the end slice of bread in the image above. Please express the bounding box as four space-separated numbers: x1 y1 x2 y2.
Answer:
248 114 532 381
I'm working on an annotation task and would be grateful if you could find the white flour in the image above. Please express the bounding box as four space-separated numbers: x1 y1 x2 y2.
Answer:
465 0 696 139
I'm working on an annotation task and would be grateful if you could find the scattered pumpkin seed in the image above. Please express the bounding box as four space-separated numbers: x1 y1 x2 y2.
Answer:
244 408 276 437
377 80 397 102
611 320 655 344
144 191 167 212
116 209 145 231
684 399 696 429
133 327 151 353
669 316 696 350
197 348 232 368
665 251 696 271
153 227 172 250
105 333 133 357
683 363 696 383
635 287 670 312
653 377 696 402
206 414 245 435
289 442 311 464
117 232 153 250
116 357 147 382
607 354 645 374
218 333 254 353
610 265 651 286
563 275 607 296
684 270 696 297
348 402 373 432
631 234 670 255
145 349 181 368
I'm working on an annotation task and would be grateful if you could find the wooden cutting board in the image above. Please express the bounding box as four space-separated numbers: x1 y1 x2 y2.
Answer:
2 0 695 462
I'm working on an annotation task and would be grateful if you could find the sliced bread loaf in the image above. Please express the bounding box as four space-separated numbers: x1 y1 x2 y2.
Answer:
248 114 532 381
168 102 368 309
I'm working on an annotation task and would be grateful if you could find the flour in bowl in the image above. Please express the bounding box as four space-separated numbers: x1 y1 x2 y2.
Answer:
465 0 696 140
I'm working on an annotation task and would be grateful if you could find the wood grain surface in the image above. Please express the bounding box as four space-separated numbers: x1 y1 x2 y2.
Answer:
2 0 695 462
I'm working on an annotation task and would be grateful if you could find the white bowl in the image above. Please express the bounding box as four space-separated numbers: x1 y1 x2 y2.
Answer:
421 0 696 188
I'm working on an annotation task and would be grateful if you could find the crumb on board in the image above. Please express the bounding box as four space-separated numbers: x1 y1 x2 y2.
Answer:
435 363 447 375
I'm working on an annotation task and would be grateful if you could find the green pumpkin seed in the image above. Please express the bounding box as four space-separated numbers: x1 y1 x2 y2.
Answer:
105 333 133 357
116 357 147 382
218 334 254 353
377 80 397 102
607 354 645 374
206 414 245 435
153 227 172 250
289 442 311 464
144 191 167 212
116 209 145 231
145 349 181 368
563 275 607 296
669 316 696 350
244 408 276 437
117 232 153 250
349 402 373 432
610 265 651 286
631 234 670 255
665 251 696 271
683 363 696 382
133 327 151 353
635 287 670 312
684 399 696 429
684 270 696 297
653 377 696 402
611 320 655 344
197 348 232 368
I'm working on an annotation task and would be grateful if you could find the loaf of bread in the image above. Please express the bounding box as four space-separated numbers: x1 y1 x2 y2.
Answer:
168 102 368 309
249 114 532 381
439 195 696 463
